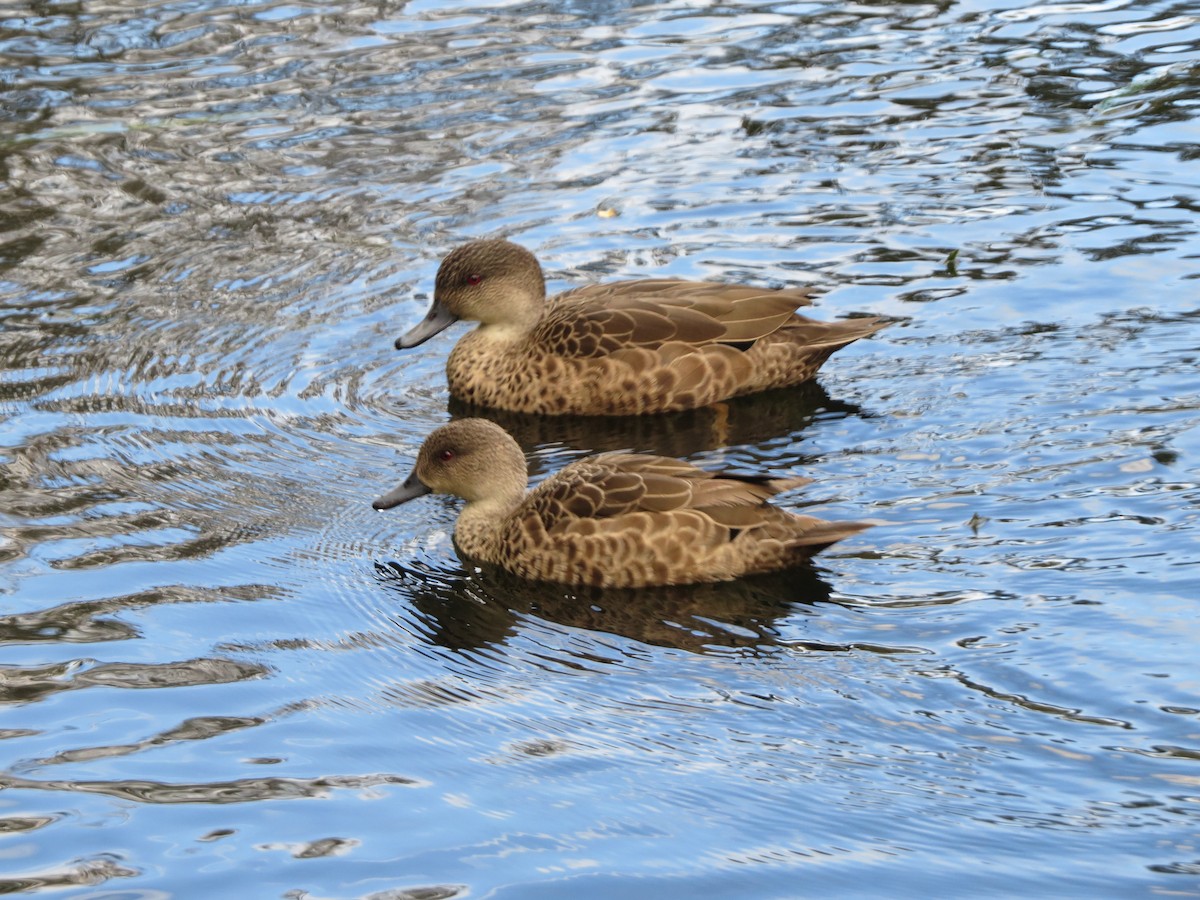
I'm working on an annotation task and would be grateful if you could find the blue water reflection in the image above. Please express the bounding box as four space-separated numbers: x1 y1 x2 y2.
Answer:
2 0 1199 895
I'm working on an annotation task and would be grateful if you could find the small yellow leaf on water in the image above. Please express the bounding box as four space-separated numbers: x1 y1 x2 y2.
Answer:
597 206 619 218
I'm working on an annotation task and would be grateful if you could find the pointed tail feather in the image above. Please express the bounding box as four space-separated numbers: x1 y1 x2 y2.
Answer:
785 517 875 553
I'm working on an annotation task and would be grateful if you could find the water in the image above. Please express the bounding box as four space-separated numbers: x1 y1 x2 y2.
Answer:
1 0 1198 895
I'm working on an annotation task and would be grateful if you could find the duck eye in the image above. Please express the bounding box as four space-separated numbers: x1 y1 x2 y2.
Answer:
438 449 455 462
466 273 482 286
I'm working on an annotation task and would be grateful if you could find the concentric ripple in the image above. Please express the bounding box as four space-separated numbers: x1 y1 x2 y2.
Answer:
1 0 1198 896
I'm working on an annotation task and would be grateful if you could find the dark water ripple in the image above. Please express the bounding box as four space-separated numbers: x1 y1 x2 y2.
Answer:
2 0 1199 896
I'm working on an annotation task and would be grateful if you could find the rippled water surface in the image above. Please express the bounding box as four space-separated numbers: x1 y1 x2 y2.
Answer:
2 0 1199 895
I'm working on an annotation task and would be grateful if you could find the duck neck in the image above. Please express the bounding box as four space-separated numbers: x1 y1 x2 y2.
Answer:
453 478 527 563
474 285 544 340
473 320 533 344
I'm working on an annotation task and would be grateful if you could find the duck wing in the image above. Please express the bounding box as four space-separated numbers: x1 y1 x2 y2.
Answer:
522 452 812 535
503 451 869 586
532 281 811 358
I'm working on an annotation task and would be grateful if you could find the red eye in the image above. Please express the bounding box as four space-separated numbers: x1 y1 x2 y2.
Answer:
439 449 455 462
466 273 482 286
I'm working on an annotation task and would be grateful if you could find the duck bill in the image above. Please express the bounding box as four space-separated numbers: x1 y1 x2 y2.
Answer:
372 471 432 510
395 299 457 349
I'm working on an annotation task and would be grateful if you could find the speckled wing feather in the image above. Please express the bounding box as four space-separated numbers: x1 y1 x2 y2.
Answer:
521 453 811 533
533 282 810 358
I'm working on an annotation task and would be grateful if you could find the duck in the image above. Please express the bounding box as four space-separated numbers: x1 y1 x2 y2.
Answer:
395 239 888 416
372 418 873 588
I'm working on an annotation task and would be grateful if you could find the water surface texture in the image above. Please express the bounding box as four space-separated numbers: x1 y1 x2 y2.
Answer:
2 0 1199 896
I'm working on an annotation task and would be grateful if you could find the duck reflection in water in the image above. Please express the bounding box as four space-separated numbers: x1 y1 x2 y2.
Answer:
446 377 875 461
373 555 843 656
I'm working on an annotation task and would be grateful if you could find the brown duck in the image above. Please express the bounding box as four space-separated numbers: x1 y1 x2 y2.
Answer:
372 419 873 588
396 239 888 416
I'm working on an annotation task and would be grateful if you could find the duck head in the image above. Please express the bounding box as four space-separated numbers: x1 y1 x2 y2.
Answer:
373 418 528 510
395 240 547 348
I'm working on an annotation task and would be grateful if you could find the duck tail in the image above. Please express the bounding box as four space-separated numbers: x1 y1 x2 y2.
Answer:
784 517 875 553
